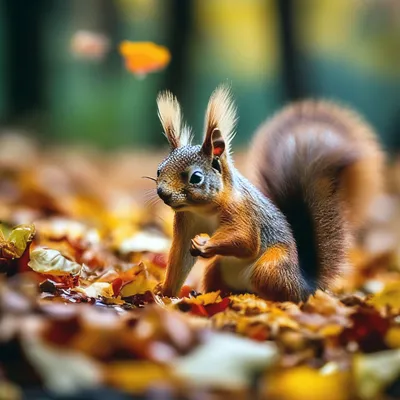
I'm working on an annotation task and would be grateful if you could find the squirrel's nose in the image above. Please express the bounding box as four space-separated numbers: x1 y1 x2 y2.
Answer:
157 188 172 203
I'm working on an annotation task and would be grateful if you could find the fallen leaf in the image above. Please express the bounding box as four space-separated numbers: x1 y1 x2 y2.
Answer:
78 282 115 299
339 306 390 352
172 332 277 389
178 291 231 317
385 327 400 348
369 281 400 313
265 366 351 400
22 325 102 395
119 41 171 78
0 223 35 259
105 361 173 393
120 263 158 297
354 349 400 400
28 248 82 276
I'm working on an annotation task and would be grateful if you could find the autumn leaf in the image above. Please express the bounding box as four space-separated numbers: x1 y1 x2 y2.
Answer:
0 224 35 259
78 282 115 299
1 135 400 398
354 350 400 400
105 361 173 393
120 263 158 297
178 291 231 317
28 247 82 276
368 281 400 313
339 306 390 352
119 41 171 78
264 366 351 400
172 332 277 389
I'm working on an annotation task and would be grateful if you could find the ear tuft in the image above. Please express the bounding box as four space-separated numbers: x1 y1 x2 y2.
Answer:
157 91 192 149
203 84 237 157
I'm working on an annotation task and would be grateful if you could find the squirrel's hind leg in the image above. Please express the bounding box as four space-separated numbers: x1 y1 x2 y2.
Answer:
249 245 313 303
201 256 232 295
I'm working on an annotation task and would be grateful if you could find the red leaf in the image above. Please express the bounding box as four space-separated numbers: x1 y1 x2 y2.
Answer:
204 297 231 317
111 278 123 296
190 303 209 317
339 306 390 352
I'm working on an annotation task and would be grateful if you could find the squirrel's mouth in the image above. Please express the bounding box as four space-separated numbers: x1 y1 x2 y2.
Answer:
170 204 185 210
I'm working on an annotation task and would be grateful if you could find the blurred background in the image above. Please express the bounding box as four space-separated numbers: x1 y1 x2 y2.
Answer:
0 0 399 151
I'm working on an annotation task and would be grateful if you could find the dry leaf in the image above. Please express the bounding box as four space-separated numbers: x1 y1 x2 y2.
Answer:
0 224 35 259
369 281 400 313
265 366 351 400
119 41 171 78
172 332 277 389
120 263 158 297
28 248 82 276
354 349 400 400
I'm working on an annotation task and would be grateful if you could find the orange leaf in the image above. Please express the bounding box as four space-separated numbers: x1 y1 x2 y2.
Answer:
119 41 171 77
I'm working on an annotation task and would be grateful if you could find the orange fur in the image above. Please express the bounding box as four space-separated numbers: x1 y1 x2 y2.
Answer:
158 87 384 303
258 245 288 264
250 244 311 302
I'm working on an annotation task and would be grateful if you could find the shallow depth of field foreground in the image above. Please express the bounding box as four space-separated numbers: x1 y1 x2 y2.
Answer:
2 137 400 399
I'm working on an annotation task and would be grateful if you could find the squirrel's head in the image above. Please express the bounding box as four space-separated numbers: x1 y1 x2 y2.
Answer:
155 85 237 213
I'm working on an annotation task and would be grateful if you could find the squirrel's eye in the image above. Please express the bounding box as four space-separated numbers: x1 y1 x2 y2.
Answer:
189 171 204 185
157 169 161 177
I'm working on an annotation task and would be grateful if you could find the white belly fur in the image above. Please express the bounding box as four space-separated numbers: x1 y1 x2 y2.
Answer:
188 211 254 292
219 256 253 292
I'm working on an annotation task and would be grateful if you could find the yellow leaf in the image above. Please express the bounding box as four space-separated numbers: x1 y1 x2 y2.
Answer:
0 223 35 259
368 281 400 312
265 366 351 400
183 291 222 306
385 327 400 349
105 361 173 393
120 264 157 297
8 224 36 257
319 324 344 337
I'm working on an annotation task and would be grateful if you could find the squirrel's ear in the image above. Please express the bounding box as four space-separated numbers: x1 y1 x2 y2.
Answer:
202 128 225 157
157 91 192 149
202 84 237 158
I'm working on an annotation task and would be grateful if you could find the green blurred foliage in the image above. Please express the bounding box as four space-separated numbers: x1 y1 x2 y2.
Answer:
0 0 399 150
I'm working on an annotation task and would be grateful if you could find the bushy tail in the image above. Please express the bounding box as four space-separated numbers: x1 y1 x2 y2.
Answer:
247 100 384 289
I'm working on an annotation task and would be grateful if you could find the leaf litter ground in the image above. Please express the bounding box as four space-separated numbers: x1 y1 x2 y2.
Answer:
1 135 400 399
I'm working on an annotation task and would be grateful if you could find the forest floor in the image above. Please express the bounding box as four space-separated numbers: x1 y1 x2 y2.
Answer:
1 133 400 400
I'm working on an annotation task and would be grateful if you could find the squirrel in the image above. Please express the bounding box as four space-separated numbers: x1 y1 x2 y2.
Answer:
154 85 384 302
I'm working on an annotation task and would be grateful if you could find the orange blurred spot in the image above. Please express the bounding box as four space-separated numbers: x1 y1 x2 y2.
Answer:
180 285 193 298
119 41 171 77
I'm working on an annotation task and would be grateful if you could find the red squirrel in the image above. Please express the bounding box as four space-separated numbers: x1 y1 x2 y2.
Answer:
155 85 384 302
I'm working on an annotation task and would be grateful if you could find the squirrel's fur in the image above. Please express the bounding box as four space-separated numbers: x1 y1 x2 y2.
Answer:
248 101 384 293
155 85 384 302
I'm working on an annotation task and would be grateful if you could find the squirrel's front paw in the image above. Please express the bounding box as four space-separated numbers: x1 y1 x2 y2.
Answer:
190 234 213 258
